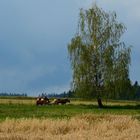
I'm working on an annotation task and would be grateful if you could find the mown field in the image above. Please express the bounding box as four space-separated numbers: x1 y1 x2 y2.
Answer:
0 97 140 140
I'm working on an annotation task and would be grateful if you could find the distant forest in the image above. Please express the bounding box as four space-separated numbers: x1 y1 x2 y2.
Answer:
0 93 27 97
0 81 140 100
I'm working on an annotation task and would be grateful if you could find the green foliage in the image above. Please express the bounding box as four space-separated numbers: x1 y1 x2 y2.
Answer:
131 81 140 100
68 4 131 99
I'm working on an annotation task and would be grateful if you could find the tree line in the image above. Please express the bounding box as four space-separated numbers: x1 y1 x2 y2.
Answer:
0 92 27 97
40 81 140 100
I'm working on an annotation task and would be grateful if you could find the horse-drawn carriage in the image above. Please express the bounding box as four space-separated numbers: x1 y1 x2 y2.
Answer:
36 96 50 105
36 96 70 106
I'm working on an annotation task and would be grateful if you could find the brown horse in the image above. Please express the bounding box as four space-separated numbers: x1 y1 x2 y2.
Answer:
52 98 70 105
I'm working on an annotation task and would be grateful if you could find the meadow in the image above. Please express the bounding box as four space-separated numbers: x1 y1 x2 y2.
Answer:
0 97 140 140
0 98 140 120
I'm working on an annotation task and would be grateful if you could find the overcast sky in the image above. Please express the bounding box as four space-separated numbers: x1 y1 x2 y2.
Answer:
0 0 139 96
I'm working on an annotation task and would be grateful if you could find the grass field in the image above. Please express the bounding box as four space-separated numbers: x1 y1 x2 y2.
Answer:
0 97 140 140
0 98 139 120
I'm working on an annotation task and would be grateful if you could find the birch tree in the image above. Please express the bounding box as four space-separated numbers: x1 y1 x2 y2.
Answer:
68 5 131 107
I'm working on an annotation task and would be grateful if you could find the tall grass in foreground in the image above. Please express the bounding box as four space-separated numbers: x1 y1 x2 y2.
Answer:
0 115 139 140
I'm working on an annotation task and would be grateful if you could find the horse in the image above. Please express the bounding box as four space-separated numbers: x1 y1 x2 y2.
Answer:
52 98 70 105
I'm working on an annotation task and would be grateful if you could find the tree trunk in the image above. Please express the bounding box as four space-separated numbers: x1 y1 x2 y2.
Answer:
97 97 103 108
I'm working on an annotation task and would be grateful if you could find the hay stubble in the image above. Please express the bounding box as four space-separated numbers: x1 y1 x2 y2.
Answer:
0 115 139 140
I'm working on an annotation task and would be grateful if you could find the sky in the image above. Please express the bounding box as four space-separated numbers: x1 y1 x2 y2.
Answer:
0 0 139 96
